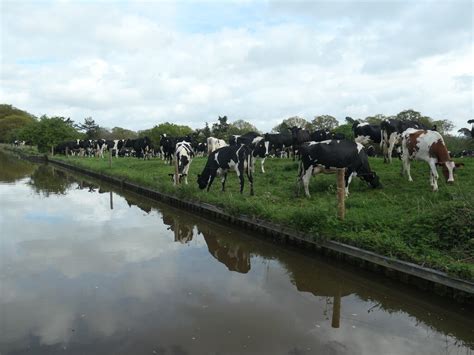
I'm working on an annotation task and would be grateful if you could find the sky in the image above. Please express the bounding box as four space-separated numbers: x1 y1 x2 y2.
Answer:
1 0 472 132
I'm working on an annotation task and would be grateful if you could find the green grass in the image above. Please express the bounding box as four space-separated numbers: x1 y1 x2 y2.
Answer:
46 153 474 281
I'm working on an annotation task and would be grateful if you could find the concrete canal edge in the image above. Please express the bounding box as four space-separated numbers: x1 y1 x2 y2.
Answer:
9 149 474 303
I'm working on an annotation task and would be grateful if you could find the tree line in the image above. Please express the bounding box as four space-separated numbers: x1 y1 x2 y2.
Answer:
0 104 472 153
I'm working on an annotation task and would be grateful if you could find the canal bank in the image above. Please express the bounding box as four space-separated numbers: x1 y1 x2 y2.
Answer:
4 146 474 303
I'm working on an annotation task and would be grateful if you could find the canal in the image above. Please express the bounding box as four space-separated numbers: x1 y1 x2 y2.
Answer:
0 151 473 354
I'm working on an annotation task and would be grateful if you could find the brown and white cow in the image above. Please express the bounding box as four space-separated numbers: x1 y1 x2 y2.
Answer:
401 128 463 191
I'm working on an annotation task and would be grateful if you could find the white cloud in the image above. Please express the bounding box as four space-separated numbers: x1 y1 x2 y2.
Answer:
0 0 472 132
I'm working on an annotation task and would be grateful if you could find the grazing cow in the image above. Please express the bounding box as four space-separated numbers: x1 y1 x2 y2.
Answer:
264 132 293 158
381 119 426 163
232 132 270 173
401 129 463 191
207 136 227 154
299 140 381 197
197 145 254 195
170 141 194 185
290 126 311 160
352 122 382 145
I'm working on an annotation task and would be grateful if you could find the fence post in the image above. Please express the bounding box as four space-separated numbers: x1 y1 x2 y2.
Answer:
331 289 341 328
51 146 54 156
108 148 112 168
337 168 345 220
110 191 113 210
65 146 69 158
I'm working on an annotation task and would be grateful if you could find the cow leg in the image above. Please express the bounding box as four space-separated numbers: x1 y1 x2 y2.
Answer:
387 133 398 164
221 172 228 192
261 157 266 173
207 172 216 192
428 160 439 191
344 171 355 196
301 165 313 198
246 160 254 196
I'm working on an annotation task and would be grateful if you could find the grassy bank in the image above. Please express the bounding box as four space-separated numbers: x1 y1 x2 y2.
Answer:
7 145 474 281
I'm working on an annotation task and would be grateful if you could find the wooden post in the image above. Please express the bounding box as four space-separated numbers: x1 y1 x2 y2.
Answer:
331 289 341 328
108 149 112 168
65 146 69 157
109 191 113 210
174 154 179 186
337 168 345 220
51 146 54 156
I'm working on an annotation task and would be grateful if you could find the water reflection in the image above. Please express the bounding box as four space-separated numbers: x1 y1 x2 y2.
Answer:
0 151 35 183
28 165 74 196
1 153 473 355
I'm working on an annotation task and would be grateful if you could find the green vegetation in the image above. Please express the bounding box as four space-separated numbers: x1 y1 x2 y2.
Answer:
50 153 474 281
0 104 36 142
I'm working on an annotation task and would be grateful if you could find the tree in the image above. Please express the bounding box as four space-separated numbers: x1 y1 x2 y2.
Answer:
110 127 138 139
18 115 80 152
0 104 37 142
202 122 211 138
311 115 339 130
364 114 387 125
396 109 422 122
272 116 311 133
75 117 100 139
333 124 354 140
228 119 259 136
211 115 230 139
139 122 193 145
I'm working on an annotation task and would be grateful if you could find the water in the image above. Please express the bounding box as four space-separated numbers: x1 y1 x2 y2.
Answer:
0 151 473 355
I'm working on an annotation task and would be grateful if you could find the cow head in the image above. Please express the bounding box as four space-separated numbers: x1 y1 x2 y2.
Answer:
361 171 382 189
252 137 269 158
437 162 464 183
197 174 208 190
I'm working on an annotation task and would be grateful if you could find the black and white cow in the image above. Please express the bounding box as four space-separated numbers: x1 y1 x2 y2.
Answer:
194 142 207 157
124 137 153 159
197 145 254 195
380 119 426 163
299 140 381 197
170 141 194 185
229 135 240 146
94 139 108 158
352 121 382 145
105 139 125 158
264 132 293 158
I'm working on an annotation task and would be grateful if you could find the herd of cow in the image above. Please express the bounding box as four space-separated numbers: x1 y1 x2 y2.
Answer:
54 118 468 196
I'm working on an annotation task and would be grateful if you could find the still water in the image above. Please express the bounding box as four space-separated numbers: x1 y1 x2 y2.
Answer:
0 151 473 355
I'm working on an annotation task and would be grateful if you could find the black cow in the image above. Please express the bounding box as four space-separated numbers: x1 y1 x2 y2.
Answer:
290 126 311 160
310 129 332 142
160 136 175 164
229 135 240 146
125 137 153 159
380 119 427 163
197 145 254 195
299 140 381 197
352 122 382 146
236 131 260 146
264 132 293 158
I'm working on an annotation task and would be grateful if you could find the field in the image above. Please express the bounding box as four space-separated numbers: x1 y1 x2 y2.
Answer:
43 151 474 281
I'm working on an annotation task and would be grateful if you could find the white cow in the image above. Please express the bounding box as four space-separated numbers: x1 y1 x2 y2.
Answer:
207 137 228 155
